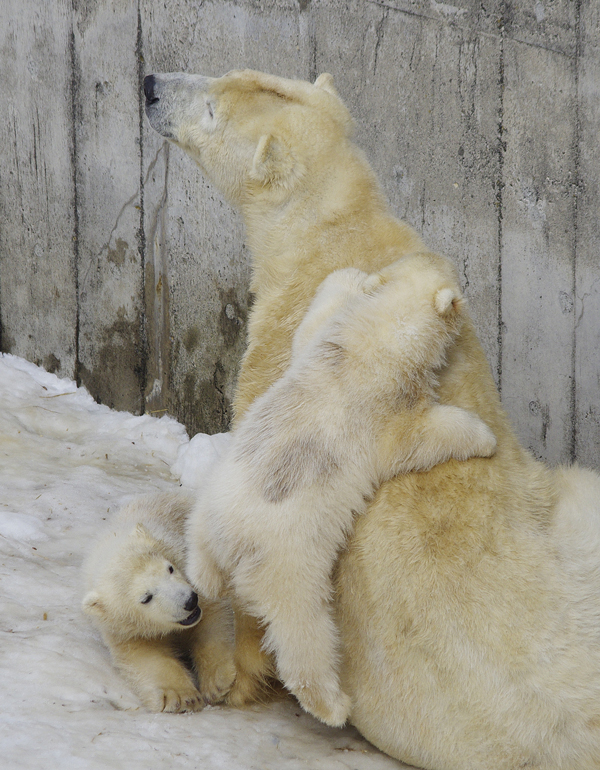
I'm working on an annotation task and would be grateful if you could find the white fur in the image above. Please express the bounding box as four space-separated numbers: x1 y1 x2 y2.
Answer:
82 492 235 713
187 259 496 726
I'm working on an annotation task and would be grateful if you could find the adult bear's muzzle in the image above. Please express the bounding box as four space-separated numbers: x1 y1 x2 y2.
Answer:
144 74 159 105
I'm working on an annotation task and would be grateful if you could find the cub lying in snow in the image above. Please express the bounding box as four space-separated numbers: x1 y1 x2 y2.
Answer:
187 255 497 727
82 492 235 713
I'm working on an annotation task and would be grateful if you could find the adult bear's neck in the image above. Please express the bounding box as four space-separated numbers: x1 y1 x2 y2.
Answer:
231 139 426 422
239 140 424 297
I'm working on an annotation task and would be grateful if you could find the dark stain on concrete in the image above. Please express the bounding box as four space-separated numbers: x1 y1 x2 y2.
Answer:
107 238 129 268
43 353 61 374
163 284 251 436
183 325 201 354
0 328 14 354
78 306 144 413
176 363 233 438
529 399 552 450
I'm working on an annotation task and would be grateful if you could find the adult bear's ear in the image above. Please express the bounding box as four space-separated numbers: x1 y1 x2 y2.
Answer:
434 287 463 316
314 72 338 97
250 134 301 188
82 591 106 618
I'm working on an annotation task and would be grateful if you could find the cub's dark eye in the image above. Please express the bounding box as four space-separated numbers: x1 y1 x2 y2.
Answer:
168 565 174 574
141 594 153 604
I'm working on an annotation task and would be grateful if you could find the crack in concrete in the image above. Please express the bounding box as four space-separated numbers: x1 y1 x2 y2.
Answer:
137 0 147 415
79 143 165 293
364 0 576 58
575 280 600 331
373 8 389 75
69 24 81 385
79 186 141 290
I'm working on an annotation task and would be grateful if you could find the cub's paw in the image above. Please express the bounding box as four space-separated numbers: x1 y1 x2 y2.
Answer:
225 667 262 707
225 666 283 708
142 684 204 714
294 684 352 727
223 635 279 707
447 410 497 461
187 547 225 601
470 420 497 458
199 657 237 705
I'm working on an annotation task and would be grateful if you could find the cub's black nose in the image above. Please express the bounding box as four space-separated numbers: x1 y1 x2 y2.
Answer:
144 74 158 104
184 591 199 612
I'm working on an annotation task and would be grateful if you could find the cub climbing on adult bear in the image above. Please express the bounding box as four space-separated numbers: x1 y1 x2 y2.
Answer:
187 255 496 727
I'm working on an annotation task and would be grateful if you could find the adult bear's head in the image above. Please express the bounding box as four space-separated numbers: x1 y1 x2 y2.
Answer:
144 69 353 206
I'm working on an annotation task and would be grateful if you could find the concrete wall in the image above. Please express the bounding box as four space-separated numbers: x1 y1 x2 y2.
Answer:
2 0 598 467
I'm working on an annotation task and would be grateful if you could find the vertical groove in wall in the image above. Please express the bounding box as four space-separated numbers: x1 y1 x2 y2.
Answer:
307 3 317 83
570 0 582 463
137 0 148 415
0 222 3 351
496 11 505 397
69 15 81 386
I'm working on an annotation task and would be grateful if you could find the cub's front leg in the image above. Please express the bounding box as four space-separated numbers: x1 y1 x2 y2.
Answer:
106 632 203 713
225 606 280 708
188 600 237 705
380 403 497 477
407 404 497 470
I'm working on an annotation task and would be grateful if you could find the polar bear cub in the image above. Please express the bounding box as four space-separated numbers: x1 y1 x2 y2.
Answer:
187 254 497 727
82 491 235 713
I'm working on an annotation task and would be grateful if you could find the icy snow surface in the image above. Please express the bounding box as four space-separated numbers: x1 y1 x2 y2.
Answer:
0 354 412 770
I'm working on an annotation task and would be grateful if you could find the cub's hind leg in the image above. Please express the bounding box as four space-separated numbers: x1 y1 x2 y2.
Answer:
232 550 351 726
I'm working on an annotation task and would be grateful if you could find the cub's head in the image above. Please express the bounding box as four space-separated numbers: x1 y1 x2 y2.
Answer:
317 254 465 397
82 524 201 639
144 69 352 205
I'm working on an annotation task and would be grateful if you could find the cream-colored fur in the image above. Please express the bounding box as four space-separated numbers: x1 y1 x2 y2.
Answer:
82 492 235 713
187 259 496 726
145 69 600 768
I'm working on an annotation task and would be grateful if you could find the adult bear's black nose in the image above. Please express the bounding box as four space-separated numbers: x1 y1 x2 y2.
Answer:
184 591 199 612
144 74 158 104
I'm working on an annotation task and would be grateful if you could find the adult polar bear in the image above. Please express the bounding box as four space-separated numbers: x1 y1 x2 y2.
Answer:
144 70 600 769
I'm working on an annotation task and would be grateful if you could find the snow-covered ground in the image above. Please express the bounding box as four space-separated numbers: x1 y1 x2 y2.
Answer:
0 354 411 770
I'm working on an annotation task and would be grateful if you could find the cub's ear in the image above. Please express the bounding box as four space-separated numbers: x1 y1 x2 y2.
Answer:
362 272 385 292
314 72 338 97
434 287 463 316
82 591 106 618
250 134 299 187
